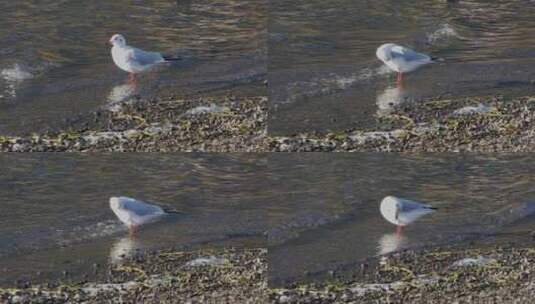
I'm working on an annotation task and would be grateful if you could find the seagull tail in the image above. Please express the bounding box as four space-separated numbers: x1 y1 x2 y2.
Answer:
431 56 445 63
164 209 183 214
163 55 181 62
427 206 438 210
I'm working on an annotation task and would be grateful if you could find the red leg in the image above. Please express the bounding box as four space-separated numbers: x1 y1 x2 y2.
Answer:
129 225 138 237
396 225 402 236
397 72 403 85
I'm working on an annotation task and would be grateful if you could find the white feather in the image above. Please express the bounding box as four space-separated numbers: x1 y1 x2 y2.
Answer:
109 196 166 228
376 43 433 73
380 195 435 226
110 34 166 74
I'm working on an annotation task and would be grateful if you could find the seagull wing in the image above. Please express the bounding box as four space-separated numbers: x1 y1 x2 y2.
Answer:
390 45 431 62
399 198 435 213
120 197 165 217
127 47 165 66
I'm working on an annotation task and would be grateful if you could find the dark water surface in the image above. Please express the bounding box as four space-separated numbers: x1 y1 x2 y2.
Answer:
0 0 266 135
0 154 269 286
269 0 535 135
268 154 535 286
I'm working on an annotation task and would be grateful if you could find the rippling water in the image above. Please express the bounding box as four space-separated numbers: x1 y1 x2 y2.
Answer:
268 154 535 286
269 0 535 135
0 0 266 135
0 154 268 285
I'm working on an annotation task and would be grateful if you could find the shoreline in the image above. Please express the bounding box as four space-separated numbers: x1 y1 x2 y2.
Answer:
4 242 534 303
270 243 535 303
1 247 267 304
0 91 268 152
4 93 535 152
271 95 535 152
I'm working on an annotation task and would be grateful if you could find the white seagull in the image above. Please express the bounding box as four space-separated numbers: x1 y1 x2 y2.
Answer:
109 196 176 235
109 34 179 82
380 196 437 234
376 43 435 84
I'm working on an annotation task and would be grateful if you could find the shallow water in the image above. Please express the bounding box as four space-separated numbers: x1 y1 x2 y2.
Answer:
0 0 266 135
0 154 269 285
267 154 535 286
269 0 535 135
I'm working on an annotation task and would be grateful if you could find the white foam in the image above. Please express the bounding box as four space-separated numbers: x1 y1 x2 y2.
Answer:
56 220 125 247
453 103 492 116
1 64 33 82
82 281 140 296
427 23 459 44
452 256 496 267
185 104 228 116
185 256 229 267
1 64 33 99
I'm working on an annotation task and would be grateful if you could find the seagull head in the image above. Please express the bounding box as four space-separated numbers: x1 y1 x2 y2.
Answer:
376 43 393 62
109 34 126 47
109 196 125 211
380 196 402 225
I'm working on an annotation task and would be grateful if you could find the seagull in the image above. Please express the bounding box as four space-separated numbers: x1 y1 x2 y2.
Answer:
380 196 437 234
109 34 180 82
376 43 435 84
109 196 178 235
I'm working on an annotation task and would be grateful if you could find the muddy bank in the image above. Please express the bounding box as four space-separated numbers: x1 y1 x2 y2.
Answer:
1 247 266 304
270 95 535 152
0 93 268 152
270 244 535 304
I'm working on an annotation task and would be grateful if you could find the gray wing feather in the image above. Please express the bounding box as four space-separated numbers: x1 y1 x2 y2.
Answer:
390 46 431 62
399 199 432 212
129 47 164 65
122 198 164 216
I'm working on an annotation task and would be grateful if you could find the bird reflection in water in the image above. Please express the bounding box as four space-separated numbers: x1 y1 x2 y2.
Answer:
377 232 408 256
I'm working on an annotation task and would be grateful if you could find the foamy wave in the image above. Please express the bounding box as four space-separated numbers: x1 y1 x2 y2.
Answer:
1 64 33 82
282 66 392 104
427 23 460 44
185 256 229 267
0 64 34 99
56 220 125 246
184 104 229 116
453 103 493 116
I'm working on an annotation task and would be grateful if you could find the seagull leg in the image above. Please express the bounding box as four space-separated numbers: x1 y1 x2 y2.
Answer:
396 225 402 236
396 72 403 85
128 73 136 83
129 225 138 237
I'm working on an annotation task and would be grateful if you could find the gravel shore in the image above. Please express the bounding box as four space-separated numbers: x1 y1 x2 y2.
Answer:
4 94 535 152
0 94 268 152
270 95 535 152
270 245 535 304
1 247 267 304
